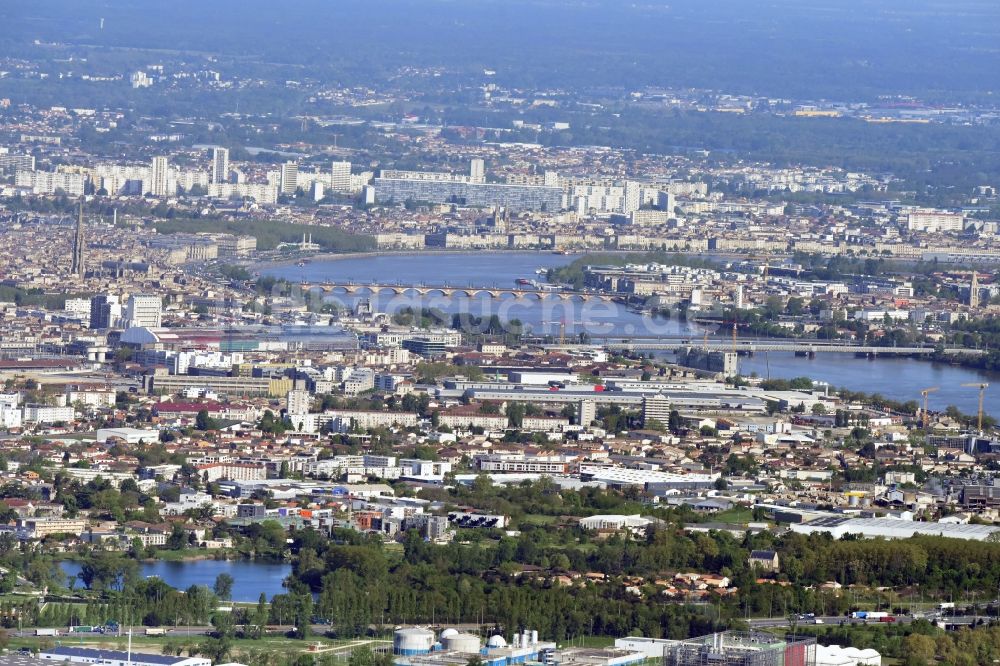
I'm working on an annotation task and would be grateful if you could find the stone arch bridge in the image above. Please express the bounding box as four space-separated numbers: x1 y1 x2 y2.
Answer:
297 281 615 302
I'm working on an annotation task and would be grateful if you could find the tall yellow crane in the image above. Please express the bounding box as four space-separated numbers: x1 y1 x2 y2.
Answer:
961 383 990 431
920 387 939 429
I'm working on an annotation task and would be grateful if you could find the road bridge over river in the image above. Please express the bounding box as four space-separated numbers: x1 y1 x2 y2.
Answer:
297 280 616 302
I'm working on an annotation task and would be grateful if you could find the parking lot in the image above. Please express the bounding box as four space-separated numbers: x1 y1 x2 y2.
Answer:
0 654 43 666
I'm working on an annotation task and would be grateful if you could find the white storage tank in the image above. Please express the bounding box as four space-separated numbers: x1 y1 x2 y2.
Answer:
440 628 459 640
443 632 482 654
486 635 508 650
394 627 436 655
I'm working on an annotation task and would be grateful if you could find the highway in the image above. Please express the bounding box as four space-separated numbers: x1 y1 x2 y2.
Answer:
747 614 990 629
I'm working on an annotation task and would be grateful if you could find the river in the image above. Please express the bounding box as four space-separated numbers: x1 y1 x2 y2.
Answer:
735 353 999 416
260 252 703 338
261 251 997 416
60 560 291 602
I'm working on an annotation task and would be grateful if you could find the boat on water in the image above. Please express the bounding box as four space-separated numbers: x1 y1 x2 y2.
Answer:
515 278 535 286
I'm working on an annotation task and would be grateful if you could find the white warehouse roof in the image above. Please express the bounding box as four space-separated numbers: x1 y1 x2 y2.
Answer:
790 516 1000 541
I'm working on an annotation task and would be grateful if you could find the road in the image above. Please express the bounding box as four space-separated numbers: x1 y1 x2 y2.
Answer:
747 614 991 629
18 615 990 642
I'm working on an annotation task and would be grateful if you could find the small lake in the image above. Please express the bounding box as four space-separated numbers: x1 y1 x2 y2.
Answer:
60 559 291 602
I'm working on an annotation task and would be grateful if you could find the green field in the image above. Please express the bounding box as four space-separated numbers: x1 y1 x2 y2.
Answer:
708 507 755 524
519 514 560 526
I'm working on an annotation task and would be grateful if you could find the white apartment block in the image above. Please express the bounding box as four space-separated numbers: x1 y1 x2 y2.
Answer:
476 454 570 474
330 161 352 191
67 390 117 408
149 156 170 196
301 409 419 434
279 161 299 195
400 459 453 478
64 298 92 317
22 405 75 424
175 169 209 193
0 406 22 429
907 210 965 233
207 183 278 204
343 368 375 395
125 294 162 328
196 463 267 482
15 170 85 196
286 389 312 415
211 148 230 184
437 412 507 430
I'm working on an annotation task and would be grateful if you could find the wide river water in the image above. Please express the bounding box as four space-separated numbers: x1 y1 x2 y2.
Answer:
60 560 291 602
261 252 998 416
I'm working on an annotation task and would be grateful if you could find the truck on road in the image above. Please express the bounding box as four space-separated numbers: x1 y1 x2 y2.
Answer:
850 611 889 620
145 628 166 636
35 629 59 637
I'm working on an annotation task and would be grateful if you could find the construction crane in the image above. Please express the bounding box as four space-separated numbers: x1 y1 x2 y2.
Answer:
920 387 939 429
961 383 990 431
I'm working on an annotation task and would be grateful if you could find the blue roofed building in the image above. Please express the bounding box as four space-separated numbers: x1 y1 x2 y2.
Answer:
40 646 211 666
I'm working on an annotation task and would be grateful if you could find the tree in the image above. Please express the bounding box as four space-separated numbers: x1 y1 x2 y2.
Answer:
195 409 215 431
211 610 235 638
214 573 234 601
258 410 289 435
167 523 188 550
349 646 375 666
507 402 526 428
346 646 392 666
197 637 232 663
902 633 936 666
667 409 682 434
78 552 138 592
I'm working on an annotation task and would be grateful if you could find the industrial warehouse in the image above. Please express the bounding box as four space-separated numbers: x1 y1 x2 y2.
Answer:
388 628 879 666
